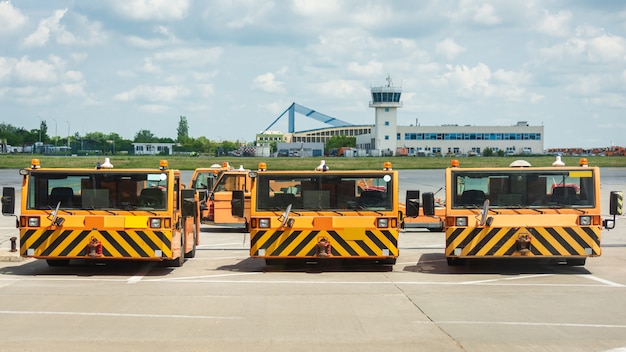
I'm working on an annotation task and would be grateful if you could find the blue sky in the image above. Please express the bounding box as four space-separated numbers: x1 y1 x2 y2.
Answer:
1 0 625 148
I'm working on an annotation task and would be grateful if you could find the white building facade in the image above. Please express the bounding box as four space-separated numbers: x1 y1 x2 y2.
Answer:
356 77 543 156
132 142 175 155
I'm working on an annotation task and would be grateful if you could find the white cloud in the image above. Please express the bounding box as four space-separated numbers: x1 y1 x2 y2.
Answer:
437 63 539 103
2 2 625 147
13 56 59 83
0 1 27 33
537 10 571 37
22 8 106 47
113 85 190 102
586 34 626 63
253 72 286 94
436 38 465 60
314 79 367 100
142 58 161 73
152 47 223 65
291 0 340 16
112 0 190 21
538 31 626 64
438 63 492 96
23 9 68 47
450 1 501 26
473 3 501 25
347 60 383 77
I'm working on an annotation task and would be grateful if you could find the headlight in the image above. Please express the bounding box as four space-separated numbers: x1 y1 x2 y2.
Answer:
456 217 468 226
259 218 270 228
28 217 39 227
579 216 591 226
377 218 389 228
150 218 162 228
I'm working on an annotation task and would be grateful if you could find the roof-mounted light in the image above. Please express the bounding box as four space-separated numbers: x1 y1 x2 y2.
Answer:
159 160 168 170
383 161 392 170
579 158 589 167
315 160 328 171
31 159 41 169
258 162 267 171
451 159 459 167
510 160 531 167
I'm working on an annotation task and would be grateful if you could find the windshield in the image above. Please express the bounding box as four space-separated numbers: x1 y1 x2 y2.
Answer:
451 169 596 209
26 171 169 210
192 171 217 190
256 173 395 212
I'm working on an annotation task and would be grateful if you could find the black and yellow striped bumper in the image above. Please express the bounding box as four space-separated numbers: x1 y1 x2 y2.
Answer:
446 226 601 257
250 229 398 258
20 229 173 259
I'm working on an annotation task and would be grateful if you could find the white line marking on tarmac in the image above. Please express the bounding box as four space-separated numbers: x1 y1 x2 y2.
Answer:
459 274 553 285
126 264 155 284
578 274 625 287
415 320 626 329
149 272 261 281
0 310 242 320
2 275 624 288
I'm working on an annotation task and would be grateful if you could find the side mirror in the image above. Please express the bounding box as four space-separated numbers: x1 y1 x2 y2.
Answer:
609 191 623 216
231 190 244 217
422 192 435 216
2 187 15 216
405 190 420 218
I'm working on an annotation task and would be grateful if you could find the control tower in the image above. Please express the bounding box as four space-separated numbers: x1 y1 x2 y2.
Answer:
369 75 402 155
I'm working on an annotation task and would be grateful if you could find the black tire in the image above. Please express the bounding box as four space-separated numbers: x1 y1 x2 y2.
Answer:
46 259 70 267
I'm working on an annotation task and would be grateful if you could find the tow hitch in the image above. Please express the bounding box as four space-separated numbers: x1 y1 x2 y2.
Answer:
86 236 103 257
516 233 532 254
315 237 331 257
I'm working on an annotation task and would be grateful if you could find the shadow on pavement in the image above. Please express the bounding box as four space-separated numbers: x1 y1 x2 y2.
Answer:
402 253 592 275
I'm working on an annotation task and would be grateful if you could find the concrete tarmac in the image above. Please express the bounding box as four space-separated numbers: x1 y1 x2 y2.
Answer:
0 168 625 351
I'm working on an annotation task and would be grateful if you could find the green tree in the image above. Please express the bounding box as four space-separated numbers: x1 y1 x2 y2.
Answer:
324 135 356 154
0 123 38 146
177 116 189 143
40 120 48 143
134 129 157 143
482 147 494 157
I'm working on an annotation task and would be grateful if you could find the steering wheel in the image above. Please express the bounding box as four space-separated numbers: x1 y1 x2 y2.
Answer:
141 197 160 207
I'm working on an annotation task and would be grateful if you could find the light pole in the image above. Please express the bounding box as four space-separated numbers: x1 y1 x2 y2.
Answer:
37 115 42 143
52 118 58 147
66 121 70 151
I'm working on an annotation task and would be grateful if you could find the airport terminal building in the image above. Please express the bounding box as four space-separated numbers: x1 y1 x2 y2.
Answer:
257 77 544 156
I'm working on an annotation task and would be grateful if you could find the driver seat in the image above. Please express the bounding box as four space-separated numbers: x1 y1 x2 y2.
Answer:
139 188 165 208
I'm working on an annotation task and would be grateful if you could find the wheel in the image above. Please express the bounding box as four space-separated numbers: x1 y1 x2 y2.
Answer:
185 224 197 259
46 259 70 266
